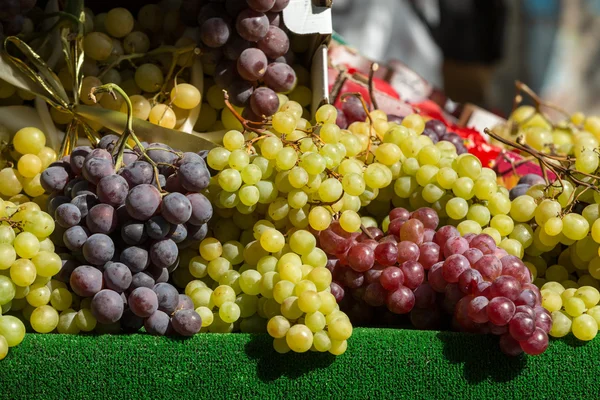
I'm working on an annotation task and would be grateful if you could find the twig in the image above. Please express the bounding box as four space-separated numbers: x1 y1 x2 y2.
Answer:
368 63 379 110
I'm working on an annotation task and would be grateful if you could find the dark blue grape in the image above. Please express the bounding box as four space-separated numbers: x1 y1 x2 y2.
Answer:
63 225 89 252
103 262 133 293
97 134 119 152
119 161 154 187
71 179 97 198
47 195 71 216
130 272 155 290
144 310 173 336
82 234 115 266
425 119 447 137
97 174 129 206
177 152 204 166
41 166 70 193
150 239 178 269
54 203 81 228
518 174 545 186
178 294 194 310
120 308 144 333
55 258 78 283
148 264 169 283
82 157 114 185
71 193 99 219
422 128 439 144
126 184 161 221
186 193 213 226
84 148 112 163
509 184 530 201
91 289 124 324
162 193 192 224
341 95 366 124
168 224 187 244
146 143 178 175
69 146 92 175
171 309 202 336
153 283 179 314
145 216 172 240
121 220 147 245
122 150 139 166
120 246 150 273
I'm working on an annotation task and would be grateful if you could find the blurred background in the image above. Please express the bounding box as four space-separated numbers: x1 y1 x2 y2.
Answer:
331 0 600 117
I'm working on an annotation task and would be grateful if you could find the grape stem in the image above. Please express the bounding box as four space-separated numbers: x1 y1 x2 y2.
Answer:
368 63 379 110
89 83 163 191
360 224 375 239
222 90 268 135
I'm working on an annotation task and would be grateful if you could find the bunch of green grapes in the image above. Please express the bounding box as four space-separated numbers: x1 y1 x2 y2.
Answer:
540 282 600 341
0 126 56 207
0 194 65 360
174 224 349 355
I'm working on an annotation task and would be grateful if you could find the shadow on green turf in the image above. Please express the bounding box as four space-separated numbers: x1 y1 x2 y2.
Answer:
436 331 527 384
244 335 336 382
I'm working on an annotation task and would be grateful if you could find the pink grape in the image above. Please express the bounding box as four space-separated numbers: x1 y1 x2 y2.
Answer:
489 275 521 301
442 254 470 283
397 241 420 264
499 333 523 356
379 267 404 291
487 296 515 326
364 282 387 307
501 255 532 284
473 255 502 281
413 283 436 309
433 225 460 248
515 305 536 319
469 234 496 254
515 289 537 307
400 219 425 245
428 262 447 293
418 242 440 269
535 310 553 334
463 248 483 264
410 207 439 230
386 286 415 314
519 327 549 355
374 242 398 266
443 236 469 258
400 261 425 290
458 268 483 294
509 312 536 341
474 281 492 298
389 207 410 221
467 295 489 323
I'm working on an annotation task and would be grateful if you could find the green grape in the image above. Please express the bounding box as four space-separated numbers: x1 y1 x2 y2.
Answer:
50 288 73 311
562 213 590 241
575 149 600 173
402 157 420 176
32 251 61 277
315 104 337 124
57 309 80 335
446 197 468 220
509 223 534 248
421 184 445 203
452 177 474 200
0 244 16 270
218 169 242 192
575 286 600 308
482 227 501 244
587 305 600 326
415 165 438 187
260 229 285 253
467 204 491 227
320 123 341 144
0 315 25 346
223 130 245 151
275 148 298 171
436 167 457 189
499 238 523 258
0 335 6 360
105 7 134 38
298 290 321 313
267 315 291 339
83 32 113 61
401 114 425 134
0 276 15 305
339 210 361 233
288 230 315 256
417 145 441 166
473 177 496 200
456 154 481 180
17 154 42 178
219 301 241 323
364 163 392 189
0 168 23 197
272 112 297 135
375 143 402 166
510 195 537 222
30 305 59 333
228 149 250 171
457 220 482 236
26 283 51 307
10 259 36 287
199 238 222 261
572 314 598 341
549 310 572 337
170 83 201 110
535 199 562 225
564 297 586 317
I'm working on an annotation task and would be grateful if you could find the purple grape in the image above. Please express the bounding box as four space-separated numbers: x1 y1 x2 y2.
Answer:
187 193 213 226
150 239 178 269
336 109 348 129
214 60 238 88
237 48 268 81
267 11 280 27
70 146 92 175
263 62 296 92
129 287 159 318
171 309 202 336
84 148 112 163
509 184 530 200
178 294 195 311
86 204 118 234
63 226 89 252
153 282 179 314
126 184 161 221
119 161 154 187
342 96 367 124
71 180 96 198
120 246 150 273
97 174 129 206
121 220 147 245
91 289 124 324
103 262 132 293
236 8 269 42
82 158 114 185
535 310 552 333
47 195 71 216
70 265 103 297
411 207 439 230
148 265 169 283
413 283 436 309
422 128 439 144
250 87 279 117
82 234 115 266
257 25 289 59
501 255 532 284
518 174 545 186
201 17 231 48
41 166 70 193
144 310 173 336
54 203 81 228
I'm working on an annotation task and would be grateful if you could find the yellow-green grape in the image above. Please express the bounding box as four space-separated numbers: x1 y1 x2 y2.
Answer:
561 288 577 302
563 280 579 290
451 177 474 200
542 281 565 294
307 267 331 292
401 114 424 134
272 279 294 304
10 259 36 287
260 229 285 253
0 335 7 360
436 167 457 189
148 104 176 128
0 244 16 270
223 130 245 151
575 149 599 173
510 195 536 222
524 127 552 150
0 315 25 346
83 32 113 61
190 287 214 309
25 283 50 307
57 309 80 334
315 104 337 124
490 214 514 236
39 239 55 253
445 197 468 220
267 315 291 338
549 310 571 338
185 281 207 298
78 75 103 105
135 63 164 93
12 127 46 155
0 276 15 305
328 316 353 341
562 213 590 241
457 220 483 236
272 111 297 135
365 163 393 189
305 311 326 333
123 94 151 120
219 301 241 323
12 285 28 300
211 285 236 308
288 230 316 256
587 305 600 325
575 286 600 308
104 7 134 38
30 305 59 333
375 143 402 166
37 147 57 170
545 217 563 236
50 288 73 311
195 306 214 327
31 251 61 277
199 238 222 261
189 256 208 278
75 308 97 332
0 168 23 197
541 289 562 312
275 147 298 171
170 83 201 110
286 324 313 353
318 291 337 315
13 232 39 259
207 257 231 281
572 314 598 341
339 210 361 233
329 339 348 355
564 297 587 317
23 211 55 239
259 271 279 299
17 154 42 179
281 101 303 119
273 337 291 354
313 330 332 352
319 123 341 144
298 290 321 313
467 204 491 227
308 206 332 231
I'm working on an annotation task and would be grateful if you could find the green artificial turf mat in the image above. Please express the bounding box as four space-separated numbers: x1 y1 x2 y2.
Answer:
1 328 599 400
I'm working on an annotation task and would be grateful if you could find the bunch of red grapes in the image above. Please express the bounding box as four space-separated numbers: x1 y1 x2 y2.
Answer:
320 207 552 356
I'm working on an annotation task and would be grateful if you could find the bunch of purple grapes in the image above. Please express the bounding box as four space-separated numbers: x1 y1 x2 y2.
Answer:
0 0 35 36
39 134 212 335
320 206 552 356
189 0 296 117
